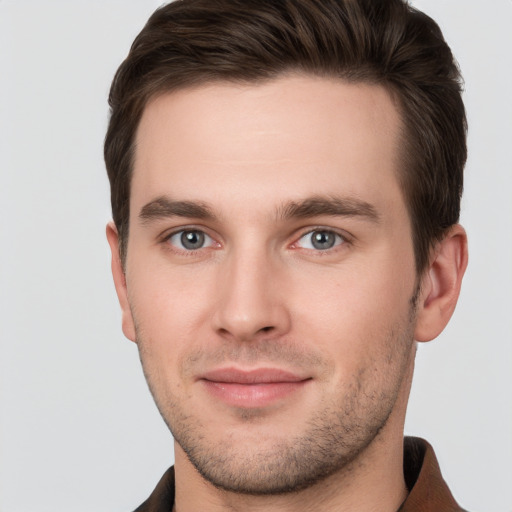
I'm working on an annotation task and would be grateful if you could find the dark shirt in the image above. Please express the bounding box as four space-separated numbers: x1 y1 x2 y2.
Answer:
134 437 466 512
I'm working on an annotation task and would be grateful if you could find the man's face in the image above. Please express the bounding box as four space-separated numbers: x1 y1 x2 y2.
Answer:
119 75 420 493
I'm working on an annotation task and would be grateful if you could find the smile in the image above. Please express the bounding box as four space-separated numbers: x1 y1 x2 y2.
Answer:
199 368 311 408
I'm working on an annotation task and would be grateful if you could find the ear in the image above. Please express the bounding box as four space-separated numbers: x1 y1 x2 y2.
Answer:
106 222 137 343
414 224 468 342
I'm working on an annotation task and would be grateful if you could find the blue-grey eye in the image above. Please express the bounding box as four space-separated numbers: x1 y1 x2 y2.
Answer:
298 230 344 250
169 230 213 250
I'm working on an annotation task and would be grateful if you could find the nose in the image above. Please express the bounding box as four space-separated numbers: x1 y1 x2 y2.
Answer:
211 248 291 343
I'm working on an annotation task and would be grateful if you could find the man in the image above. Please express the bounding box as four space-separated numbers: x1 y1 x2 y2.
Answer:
104 0 468 510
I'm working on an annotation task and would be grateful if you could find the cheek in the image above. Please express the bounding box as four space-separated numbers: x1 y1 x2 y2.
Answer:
288 257 415 367
128 255 214 325
295 260 412 326
126 263 216 378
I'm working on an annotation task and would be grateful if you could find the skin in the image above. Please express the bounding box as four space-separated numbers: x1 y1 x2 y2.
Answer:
107 75 468 512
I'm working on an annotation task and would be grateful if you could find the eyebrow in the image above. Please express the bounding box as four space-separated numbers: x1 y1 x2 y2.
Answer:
139 196 215 225
138 194 380 225
278 196 380 222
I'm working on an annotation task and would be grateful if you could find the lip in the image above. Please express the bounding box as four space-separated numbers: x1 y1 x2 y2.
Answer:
199 367 311 408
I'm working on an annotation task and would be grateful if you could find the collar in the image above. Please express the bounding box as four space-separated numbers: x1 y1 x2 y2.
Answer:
398 437 466 512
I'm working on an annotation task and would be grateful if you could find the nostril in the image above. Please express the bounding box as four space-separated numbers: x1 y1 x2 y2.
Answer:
260 326 274 333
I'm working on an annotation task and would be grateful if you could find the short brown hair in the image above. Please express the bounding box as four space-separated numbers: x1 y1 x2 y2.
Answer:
104 0 466 272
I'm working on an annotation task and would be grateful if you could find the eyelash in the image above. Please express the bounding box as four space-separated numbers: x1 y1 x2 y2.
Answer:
292 227 350 254
161 227 220 255
160 226 351 255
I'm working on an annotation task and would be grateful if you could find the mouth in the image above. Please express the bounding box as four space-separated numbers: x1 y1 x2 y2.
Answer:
199 367 311 408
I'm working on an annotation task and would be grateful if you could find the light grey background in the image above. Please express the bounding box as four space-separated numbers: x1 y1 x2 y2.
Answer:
1 1 510 511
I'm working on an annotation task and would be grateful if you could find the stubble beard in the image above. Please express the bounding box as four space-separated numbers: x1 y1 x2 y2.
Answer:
136 301 417 496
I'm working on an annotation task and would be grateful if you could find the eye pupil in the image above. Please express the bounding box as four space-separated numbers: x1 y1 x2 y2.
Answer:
181 230 205 250
311 231 336 250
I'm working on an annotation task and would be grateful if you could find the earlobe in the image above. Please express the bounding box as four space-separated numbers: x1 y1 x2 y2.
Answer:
414 224 468 342
106 222 137 343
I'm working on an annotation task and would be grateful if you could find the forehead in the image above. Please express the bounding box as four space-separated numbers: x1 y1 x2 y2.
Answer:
132 75 404 218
